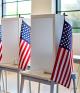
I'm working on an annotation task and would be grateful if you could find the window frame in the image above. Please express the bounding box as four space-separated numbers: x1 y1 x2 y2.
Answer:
56 0 80 33
1 0 31 18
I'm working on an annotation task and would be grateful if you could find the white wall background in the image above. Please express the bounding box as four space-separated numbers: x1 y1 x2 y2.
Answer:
31 14 64 72
32 0 56 15
73 33 80 55
1 18 20 64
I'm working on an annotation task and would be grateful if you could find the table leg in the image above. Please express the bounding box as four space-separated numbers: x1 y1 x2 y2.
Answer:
56 84 58 93
0 70 2 91
38 83 40 93
5 71 7 93
20 76 24 93
17 72 20 93
50 81 54 93
73 78 76 93
29 81 31 93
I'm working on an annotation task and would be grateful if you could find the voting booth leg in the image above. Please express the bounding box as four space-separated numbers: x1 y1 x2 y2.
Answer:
38 83 40 93
0 70 2 91
20 76 24 93
56 84 58 93
71 73 76 93
4 71 11 93
73 78 76 93
50 81 54 93
17 72 20 93
0 70 5 92
29 81 31 93
4 71 7 93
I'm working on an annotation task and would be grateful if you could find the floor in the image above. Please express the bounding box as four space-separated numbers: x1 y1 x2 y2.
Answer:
0 63 80 93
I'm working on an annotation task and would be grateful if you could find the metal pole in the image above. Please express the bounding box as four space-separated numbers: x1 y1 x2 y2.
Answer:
17 71 20 93
71 73 76 93
38 83 40 93
29 81 31 93
50 81 54 93
5 71 7 93
73 79 76 93
56 84 58 93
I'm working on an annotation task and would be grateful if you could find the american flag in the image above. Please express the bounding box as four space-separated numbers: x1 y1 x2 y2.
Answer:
0 25 2 61
51 20 73 88
18 20 31 70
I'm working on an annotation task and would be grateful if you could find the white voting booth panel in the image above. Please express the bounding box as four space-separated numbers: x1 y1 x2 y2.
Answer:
1 18 30 64
2 18 20 64
0 18 30 93
31 14 64 73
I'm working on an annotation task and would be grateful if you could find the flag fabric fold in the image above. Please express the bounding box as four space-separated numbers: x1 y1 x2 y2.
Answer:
51 20 73 88
0 25 2 61
18 20 31 70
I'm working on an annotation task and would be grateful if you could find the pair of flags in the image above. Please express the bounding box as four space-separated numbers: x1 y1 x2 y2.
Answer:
0 19 73 88
19 19 73 88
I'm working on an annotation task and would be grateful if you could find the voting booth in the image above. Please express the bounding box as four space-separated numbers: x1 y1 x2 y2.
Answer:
20 14 77 93
0 14 77 93
20 14 65 93
0 18 31 93
31 14 64 73
1 18 31 65
1 14 64 72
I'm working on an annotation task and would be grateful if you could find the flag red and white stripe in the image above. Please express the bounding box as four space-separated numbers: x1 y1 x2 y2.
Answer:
51 20 73 88
19 39 31 70
18 20 31 70
0 41 2 61
0 26 2 61
51 48 73 88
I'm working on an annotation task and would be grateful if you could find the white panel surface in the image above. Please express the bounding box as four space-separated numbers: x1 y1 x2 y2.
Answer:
1 18 21 64
31 14 64 73
73 33 80 55
1 18 31 65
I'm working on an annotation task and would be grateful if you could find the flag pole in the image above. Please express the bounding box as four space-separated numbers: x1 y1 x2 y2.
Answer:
17 14 22 93
63 13 76 93
17 13 24 93
17 14 24 93
63 13 68 21
18 14 24 67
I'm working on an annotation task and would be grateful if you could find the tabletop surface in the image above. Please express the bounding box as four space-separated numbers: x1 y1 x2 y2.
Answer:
20 70 51 81
0 63 18 70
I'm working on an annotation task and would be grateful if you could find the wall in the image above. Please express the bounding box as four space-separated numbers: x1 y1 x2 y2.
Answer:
32 0 56 15
73 33 80 55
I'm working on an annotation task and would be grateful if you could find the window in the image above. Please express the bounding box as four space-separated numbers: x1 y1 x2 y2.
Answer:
3 2 17 16
61 0 80 10
57 0 80 33
1 0 31 18
18 1 31 15
0 0 2 18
